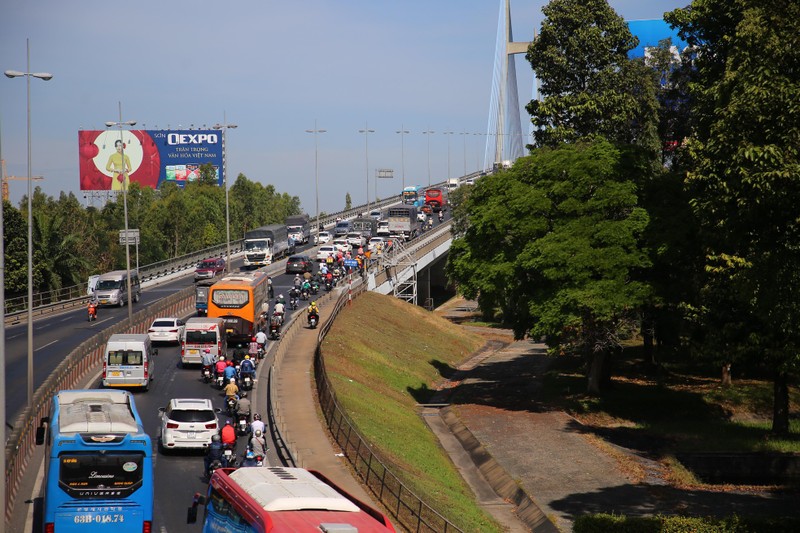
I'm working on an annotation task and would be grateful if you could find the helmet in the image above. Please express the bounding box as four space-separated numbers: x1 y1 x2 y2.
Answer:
311 301 317 306
204 348 211 354
246 450 255 460
240 391 247 398
244 355 250 360
229 378 235 383
295 273 300 277
212 434 221 443
253 413 261 421
225 419 232 426
279 294 283 299
252 336 256 342
255 429 263 438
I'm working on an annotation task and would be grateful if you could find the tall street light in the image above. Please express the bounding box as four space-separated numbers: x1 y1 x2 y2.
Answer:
105 103 136 327
460 130 468 177
443 130 455 182
213 116 237 273
395 126 409 191
358 123 375 209
422 128 434 187
5 38 53 409
305 121 326 242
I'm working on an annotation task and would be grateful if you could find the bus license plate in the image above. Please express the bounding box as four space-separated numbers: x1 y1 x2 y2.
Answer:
110 371 122 377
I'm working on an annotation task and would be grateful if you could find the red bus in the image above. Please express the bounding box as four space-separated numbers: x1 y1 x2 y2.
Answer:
424 187 447 212
188 467 396 532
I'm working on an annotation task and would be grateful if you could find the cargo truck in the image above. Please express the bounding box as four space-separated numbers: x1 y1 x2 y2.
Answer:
285 214 311 245
243 224 289 268
351 216 377 240
387 206 421 241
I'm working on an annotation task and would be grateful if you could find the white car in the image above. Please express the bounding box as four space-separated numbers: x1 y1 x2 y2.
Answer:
159 398 220 451
317 245 337 261
332 238 351 253
369 209 382 221
148 317 185 344
316 231 331 245
417 211 427 222
376 221 390 236
346 232 367 249
369 237 388 252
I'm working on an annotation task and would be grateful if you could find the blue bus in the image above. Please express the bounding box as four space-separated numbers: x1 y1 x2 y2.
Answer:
402 185 425 208
35 389 154 533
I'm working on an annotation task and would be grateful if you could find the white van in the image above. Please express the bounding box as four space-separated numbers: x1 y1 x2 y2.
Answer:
94 270 141 307
181 317 227 366
103 334 157 391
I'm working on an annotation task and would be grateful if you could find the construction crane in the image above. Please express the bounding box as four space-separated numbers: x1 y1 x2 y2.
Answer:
1 159 43 201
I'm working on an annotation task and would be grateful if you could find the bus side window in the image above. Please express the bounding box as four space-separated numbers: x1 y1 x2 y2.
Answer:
35 416 50 446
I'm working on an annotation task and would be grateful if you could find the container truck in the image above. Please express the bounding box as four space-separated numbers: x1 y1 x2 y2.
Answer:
285 214 311 245
243 224 289 268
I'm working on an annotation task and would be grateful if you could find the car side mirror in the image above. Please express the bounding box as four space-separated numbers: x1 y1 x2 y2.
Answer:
158 407 165 413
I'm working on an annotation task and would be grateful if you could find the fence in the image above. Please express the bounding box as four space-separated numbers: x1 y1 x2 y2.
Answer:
4 284 196 523
268 259 463 532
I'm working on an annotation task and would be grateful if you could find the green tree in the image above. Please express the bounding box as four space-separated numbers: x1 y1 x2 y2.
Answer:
2 200 28 297
345 193 352 211
667 0 800 434
448 140 651 392
198 162 219 187
525 0 660 156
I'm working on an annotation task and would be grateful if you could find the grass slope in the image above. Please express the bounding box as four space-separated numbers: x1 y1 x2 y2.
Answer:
321 292 500 532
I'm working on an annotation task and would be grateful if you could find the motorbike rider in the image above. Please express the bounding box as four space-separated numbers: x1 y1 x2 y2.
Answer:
293 274 302 290
205 434 225 473
241 449 258 467
87 299 97 319
273 301 285 324
250 413 266 436
307 301 320 323
224 378 239 407
275 293 286 306
249 428 269 458
223 360 238 384
220 419 236 447
267 276 274 299
236 391 251 425
240 355 256 382
214 355 228 379
255 329 267 352
438 210 444 222
248 336 260 359
232 343 247 364
301 279 312 298
200 348 216 379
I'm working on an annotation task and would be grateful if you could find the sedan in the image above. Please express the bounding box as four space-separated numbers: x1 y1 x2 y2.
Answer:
285 255 314 274
316 231 332 244
332 238 351 253
346 232 367 249
194 257 225 281
317 245 337 262
159 398 219 451
148 317 185 344
369 237 388 253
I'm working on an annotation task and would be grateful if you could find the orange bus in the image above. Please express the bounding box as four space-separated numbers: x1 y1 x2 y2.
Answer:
207 271 269 344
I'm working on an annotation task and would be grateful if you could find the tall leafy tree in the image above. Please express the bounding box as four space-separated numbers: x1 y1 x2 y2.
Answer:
2 200 28 298
449 140 651 392
667 0 800 434
525 0 660 156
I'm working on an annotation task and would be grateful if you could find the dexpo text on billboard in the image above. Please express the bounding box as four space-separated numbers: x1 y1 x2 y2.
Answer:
78 129 224 191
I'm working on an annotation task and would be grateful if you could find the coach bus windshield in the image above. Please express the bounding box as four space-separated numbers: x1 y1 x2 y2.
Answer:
211 289 249 308
402 190 418 204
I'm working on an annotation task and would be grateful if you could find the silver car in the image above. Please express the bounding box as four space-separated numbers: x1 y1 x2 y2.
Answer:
159 398 220 452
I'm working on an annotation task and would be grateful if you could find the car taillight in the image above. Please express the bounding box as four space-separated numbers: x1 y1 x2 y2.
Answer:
148 329 155 333
170 329 178 333
143 521 152 533
102 361 106 379
180 344 184 356
205 423 217 429
166 422 179 429
144 361 149 379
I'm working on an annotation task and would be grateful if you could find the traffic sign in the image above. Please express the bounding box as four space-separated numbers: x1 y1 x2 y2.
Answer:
344 259 358 268
119 229 140 245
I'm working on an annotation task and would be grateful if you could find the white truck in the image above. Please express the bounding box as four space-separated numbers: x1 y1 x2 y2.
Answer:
243 224 289 268
285 214 311 245
446 178 459 192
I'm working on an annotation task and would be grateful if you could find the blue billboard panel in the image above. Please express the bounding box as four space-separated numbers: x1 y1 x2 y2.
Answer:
627 19 688 59
79 129 224 190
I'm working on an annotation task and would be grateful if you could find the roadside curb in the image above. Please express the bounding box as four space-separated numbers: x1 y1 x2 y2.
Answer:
440 407 560 533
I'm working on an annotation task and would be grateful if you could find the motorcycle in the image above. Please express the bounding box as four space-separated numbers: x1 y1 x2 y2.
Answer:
222 444 236 468
215 372 225 390
207 458 223 479
87 305 97 322
241 373 254 390
308 312 319 329
290 296 298 310
201 365 213 384
311 281 320 295
301 288 309 301
325 279 332 291
269 322 281 340
257 344 265 361
237 414 249 436
226 397 238 416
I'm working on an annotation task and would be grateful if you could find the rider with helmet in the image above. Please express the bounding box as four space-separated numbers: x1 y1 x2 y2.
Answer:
205 434 225 473
250 413 266 436
307 301 320 324
236 391 251 422
249 428 268 458
293 274 302 290
275 293 286 306
240 355 256 382
220 420 236 447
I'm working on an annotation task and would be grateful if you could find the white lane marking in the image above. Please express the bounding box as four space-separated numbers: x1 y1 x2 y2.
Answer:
25 440 46 532
35 340 58 352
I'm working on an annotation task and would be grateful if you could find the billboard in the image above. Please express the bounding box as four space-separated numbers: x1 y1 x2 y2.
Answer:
627 19 688 59
78 129 224 190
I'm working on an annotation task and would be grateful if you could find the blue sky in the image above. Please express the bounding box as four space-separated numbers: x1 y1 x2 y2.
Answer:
1 0 686 215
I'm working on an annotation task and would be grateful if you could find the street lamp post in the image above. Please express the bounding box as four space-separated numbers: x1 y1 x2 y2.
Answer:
422 128 434 187
358 123 375 209
5 38 53 410
395 126 409 191
305 121 326 243
105 103 136 328
213 116 237 273
443 131 454 182
460 130 468 177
